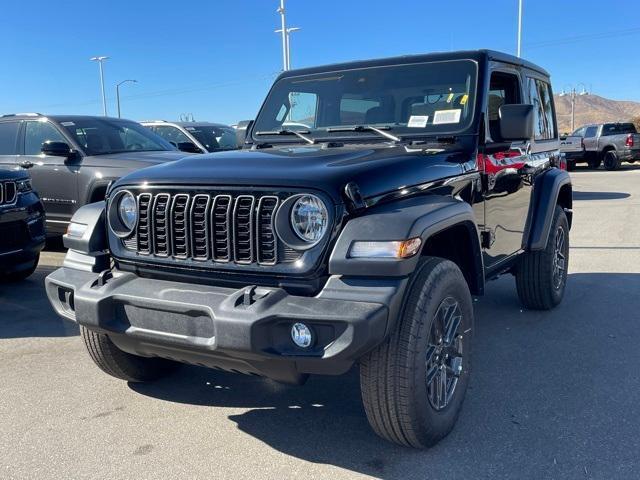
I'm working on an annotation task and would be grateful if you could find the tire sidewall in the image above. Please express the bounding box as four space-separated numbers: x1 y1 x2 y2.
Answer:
547 208 570 305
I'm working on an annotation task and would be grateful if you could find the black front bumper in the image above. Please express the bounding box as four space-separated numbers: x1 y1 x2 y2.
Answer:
0 192 46 272
46 267 406 383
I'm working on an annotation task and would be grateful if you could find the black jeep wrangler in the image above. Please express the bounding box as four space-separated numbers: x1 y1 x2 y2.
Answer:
0 169 45 281
46 50 572 448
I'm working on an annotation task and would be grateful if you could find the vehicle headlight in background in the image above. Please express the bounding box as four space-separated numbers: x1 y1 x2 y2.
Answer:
16 179 32 193
349 238 422 259
108 190 137 238
290 194 328 244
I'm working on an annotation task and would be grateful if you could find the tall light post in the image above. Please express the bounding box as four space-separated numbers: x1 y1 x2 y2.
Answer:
116 79 137 118
90 56 109 116
559 83 589 132
517 0 523 57
275 0 300 70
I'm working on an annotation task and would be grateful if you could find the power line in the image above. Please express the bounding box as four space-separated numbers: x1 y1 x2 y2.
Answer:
525 26 640 49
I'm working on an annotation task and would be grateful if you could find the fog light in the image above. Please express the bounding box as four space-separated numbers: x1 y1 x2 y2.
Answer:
291 322 313 348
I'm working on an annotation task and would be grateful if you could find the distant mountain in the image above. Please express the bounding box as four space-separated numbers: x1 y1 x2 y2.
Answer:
554 94 640 134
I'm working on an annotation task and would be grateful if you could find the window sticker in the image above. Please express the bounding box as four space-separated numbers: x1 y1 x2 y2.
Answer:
432 109 462 125
60 122 75 127
408 115 429 128
446 92 454 103
460 94 469 105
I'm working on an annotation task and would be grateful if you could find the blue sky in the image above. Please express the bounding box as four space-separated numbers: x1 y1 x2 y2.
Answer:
1 0 639 124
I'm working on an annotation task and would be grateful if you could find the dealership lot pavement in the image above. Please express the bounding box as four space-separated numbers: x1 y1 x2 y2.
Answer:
1 165 639 480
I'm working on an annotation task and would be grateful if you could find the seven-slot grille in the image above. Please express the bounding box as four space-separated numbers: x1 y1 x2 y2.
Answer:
126 191 283 266
0 181 17 205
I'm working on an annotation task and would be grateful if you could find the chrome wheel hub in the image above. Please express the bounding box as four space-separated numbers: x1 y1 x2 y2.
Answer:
425 297 464 411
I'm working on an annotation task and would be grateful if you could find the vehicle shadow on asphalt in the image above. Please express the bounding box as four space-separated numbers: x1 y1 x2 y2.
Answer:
130 272 640 479
0 265 79 338
573 191 630 201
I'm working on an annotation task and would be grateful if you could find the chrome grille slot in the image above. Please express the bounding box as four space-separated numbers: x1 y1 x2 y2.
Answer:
256 196 279 265
211 195 232 262
190 194 211 261
0 182 3 204
4 182 16 203
152 194 171 256
233 195 255 264
171 194 190 258
136 193 152 254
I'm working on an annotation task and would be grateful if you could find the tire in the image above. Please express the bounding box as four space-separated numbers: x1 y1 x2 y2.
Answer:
566 160 576 171
0 254 39 282
360 257 474 448
516 206 569 310
603 150 620 171
81 326 178 382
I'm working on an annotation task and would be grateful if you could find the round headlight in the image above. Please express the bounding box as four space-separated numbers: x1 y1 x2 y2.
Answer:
118 192 138 230
290 194 328 244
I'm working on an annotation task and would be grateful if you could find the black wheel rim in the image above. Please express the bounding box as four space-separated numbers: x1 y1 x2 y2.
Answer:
552 226 566 290
425 297 464 411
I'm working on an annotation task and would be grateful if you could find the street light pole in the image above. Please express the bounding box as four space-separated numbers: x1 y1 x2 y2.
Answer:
275 0 300 70
116 79 137 118
90 56 109 116
517 0 523 57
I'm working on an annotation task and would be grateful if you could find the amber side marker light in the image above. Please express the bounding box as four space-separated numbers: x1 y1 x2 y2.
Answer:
349 238 422 259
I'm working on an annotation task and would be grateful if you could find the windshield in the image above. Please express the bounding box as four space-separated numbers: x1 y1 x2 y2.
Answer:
253 59 477 142
184 125 238 152
58 118 175 155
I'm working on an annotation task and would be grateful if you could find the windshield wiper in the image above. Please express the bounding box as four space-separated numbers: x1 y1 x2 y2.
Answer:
325 125 402 143
254 129 315 144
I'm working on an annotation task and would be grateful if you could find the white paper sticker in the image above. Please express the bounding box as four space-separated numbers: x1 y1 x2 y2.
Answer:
60 121 75 126
407 115 429 128
432 109 462 125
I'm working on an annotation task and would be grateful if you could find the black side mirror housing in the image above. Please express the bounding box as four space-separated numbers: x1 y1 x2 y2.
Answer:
176 141 203 154
498 104 534 141
235 120 254 147
41 141 73 157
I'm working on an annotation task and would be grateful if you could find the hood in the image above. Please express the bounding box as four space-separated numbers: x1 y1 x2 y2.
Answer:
114 144 474 203
88 150 194 165
0 167 28 181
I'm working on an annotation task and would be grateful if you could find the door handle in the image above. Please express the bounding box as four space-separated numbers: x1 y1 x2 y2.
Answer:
19 160 34 169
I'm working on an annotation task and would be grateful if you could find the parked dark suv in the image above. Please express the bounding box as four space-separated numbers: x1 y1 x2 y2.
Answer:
0 168 45 281
142 121 238 153
46 50 572 448
0 114 191 236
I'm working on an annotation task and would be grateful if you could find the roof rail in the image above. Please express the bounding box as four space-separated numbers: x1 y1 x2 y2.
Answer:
1 112 42 118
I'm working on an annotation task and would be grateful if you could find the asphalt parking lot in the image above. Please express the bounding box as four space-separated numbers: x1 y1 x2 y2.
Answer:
1 165 639 480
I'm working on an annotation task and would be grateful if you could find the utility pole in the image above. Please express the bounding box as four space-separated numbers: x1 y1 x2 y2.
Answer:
116 79 137 118
275 0 300 70
517 0 523 57
90 56 109 116
560 84 589 132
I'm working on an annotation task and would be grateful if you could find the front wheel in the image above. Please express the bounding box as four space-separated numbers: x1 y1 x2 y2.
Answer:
359 257 474 448
516 206 569 310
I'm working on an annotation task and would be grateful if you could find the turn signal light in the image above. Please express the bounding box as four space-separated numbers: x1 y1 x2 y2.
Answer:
349 238 422 259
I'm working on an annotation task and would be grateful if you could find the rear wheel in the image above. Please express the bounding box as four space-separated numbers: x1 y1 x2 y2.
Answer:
360 257 473 448
81 326 178 382
516 206 569 310
603 150 620 171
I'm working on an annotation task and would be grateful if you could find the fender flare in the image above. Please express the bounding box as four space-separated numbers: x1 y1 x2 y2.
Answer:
329 195 483 285
524 168 572 251
63 201 107 254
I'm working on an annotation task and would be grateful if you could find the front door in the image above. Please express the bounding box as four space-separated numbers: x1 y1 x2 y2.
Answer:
20 120 80 231
481 69 533 268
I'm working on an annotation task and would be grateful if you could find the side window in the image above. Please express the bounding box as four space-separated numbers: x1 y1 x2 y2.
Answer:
0 122 20 155
528 78 556 141
24 121 67 155
285 92 318 128
584 126 598 138
572 127 586 137
488 71 521 141
153 125 190 145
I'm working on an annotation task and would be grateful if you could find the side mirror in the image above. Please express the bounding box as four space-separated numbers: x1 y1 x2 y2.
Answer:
235 120 254 147
176 141 203 154
498 104 534 142
41 141 73 157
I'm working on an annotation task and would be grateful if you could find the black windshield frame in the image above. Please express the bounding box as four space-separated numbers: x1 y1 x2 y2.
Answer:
252 59 479 144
